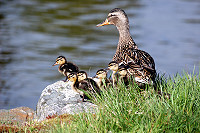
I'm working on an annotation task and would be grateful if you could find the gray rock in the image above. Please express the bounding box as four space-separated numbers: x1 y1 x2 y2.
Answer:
35 81 97 121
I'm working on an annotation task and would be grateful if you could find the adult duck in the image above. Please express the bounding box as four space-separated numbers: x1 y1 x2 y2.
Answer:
97 8 156 83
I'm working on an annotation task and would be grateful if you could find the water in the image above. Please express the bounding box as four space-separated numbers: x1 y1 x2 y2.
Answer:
0 0 199 109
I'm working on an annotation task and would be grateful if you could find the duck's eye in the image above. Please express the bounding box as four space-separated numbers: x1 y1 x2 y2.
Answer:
108 14 116 18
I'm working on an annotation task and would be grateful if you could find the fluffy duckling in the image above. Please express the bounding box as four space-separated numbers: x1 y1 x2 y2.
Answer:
77 71 101 101
108 61 119 86
67 72 84 101
53 56 79 81
95 69 112 89
118 64 129 86
77 71 88 82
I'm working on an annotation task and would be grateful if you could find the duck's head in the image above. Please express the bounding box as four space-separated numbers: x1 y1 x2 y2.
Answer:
96 8 129 28
52 56 67 66
108 61 119 72
96 69 107 79
77 71 88 82
118 64 128 77
67 73 77 82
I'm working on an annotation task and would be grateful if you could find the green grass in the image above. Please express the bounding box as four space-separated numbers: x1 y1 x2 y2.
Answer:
1 71 200 133
58 71 200 133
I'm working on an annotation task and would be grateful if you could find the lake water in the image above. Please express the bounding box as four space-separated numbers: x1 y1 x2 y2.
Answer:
0 0 200 109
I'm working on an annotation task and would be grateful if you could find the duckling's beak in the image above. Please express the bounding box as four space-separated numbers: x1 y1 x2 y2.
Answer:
52 62 58 66
96 19 111 27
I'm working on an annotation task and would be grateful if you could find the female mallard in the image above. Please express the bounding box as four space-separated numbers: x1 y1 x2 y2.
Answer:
53 56 79 81
97 8 156 84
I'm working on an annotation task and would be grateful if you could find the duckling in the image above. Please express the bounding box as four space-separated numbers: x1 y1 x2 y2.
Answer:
67 72 84 101
77 71 88 82
53 56 79 81
77 71 101 101
108 61 120 86
118 64 129 86
97 8 156 85
108 62 129 87
95 69 112 89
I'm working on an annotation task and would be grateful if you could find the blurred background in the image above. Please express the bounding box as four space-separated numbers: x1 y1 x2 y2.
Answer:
0 0 199 109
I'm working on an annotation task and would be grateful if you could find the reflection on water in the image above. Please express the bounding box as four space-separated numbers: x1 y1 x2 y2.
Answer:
0 0 200 109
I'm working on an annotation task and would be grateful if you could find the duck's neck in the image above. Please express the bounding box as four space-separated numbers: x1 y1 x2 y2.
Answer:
117 25 138 49
71 80 77 92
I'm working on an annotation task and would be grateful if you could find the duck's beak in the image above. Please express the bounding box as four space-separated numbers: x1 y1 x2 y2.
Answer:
96 19 111 27
52 62 58 66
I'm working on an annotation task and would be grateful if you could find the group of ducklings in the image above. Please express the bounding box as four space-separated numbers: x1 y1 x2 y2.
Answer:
52 8 159 101
53 55 151 102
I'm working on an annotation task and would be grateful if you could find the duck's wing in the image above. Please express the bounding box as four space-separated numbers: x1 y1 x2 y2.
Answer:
87 78 101 95
66 62 79 72
124 48 156 71
127 62 155 84
78 81 89 91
